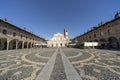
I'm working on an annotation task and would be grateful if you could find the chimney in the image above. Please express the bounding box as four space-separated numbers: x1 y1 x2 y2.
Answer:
98 21 104 26
115 12 120 19
2 18 7 22
23 27 26 30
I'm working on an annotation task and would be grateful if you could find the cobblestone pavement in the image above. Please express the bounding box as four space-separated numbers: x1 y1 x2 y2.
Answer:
0 48 120 80
0 48 56 80
62 48 120 80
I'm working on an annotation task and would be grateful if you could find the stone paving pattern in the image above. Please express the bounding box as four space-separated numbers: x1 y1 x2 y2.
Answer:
0 47 120 80
49 50 67 80
62 48 120 80
0 48 56 80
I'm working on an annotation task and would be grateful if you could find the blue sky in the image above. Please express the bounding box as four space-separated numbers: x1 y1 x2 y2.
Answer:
0 0 120 39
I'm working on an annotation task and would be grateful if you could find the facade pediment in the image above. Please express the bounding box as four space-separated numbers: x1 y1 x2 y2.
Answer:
47 29 69 47
54 32 64 37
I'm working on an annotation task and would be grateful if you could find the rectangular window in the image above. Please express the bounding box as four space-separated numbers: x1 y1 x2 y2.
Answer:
13 32 16 37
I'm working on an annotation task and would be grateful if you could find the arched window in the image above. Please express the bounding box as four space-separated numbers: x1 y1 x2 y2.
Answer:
2 29 7 35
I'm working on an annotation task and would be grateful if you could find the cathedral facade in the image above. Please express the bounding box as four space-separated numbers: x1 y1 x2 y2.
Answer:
47 29 69 47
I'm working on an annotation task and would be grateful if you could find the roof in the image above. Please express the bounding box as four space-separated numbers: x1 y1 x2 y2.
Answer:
0 19 46 41
73 16 120 39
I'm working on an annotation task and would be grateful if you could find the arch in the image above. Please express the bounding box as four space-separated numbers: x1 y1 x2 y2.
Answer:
32 43 34 47
9 39 17 50
65 43 67 47
51 44 53 47
60 43 62 47
18 41 22 49
108 37 118 43
119 38 120 48
28 42 31 48
108 36 118 48
24 42 27 48
56 43 58 47
99 38 106 42
99 38 107 49
0 38 7 50
34 43 36 47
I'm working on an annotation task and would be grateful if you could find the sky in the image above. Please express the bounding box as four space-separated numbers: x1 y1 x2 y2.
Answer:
0 0 120 40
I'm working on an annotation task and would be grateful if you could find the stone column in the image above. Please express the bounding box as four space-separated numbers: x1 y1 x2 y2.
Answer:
27 42 29 48
30 43 32 48
7 41 9 50
22 42 24 49
16 40 18 50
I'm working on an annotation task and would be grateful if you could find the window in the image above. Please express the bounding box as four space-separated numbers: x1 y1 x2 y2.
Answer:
89 36 91 39
13 32 16 37
108 28 112 34
100 31 103 36
21 34 23 38
2 29 7 35
108 25 110 27
94 34 96 38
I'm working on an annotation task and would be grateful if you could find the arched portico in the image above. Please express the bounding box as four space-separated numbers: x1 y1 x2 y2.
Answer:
28 42 31 48
9 39 18 50
0 38 7 50
32 43 34 47
18 41 22 49
108 37 118 48
99 38 107 48
24 42 27 48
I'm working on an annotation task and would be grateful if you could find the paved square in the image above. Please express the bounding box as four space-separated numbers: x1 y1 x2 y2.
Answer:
0 48 120 80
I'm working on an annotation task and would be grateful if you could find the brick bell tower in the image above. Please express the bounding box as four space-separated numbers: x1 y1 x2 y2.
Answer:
64 29 68 39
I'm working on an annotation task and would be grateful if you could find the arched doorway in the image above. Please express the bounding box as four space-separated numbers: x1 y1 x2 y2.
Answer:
51 44 53 47
28 42 31 48
119 38 120 48
24 42 27 48
108 37 118 48
99 38 107 49
60 43 62 47
32 43 34 47
0 38 7 50
18 41 22 49
9 39 17 50
56 43 58 47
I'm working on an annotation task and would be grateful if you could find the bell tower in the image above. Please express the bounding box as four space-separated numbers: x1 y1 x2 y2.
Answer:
64 29 68 39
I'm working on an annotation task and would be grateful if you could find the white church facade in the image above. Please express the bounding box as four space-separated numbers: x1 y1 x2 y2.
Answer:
47 29 69 47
